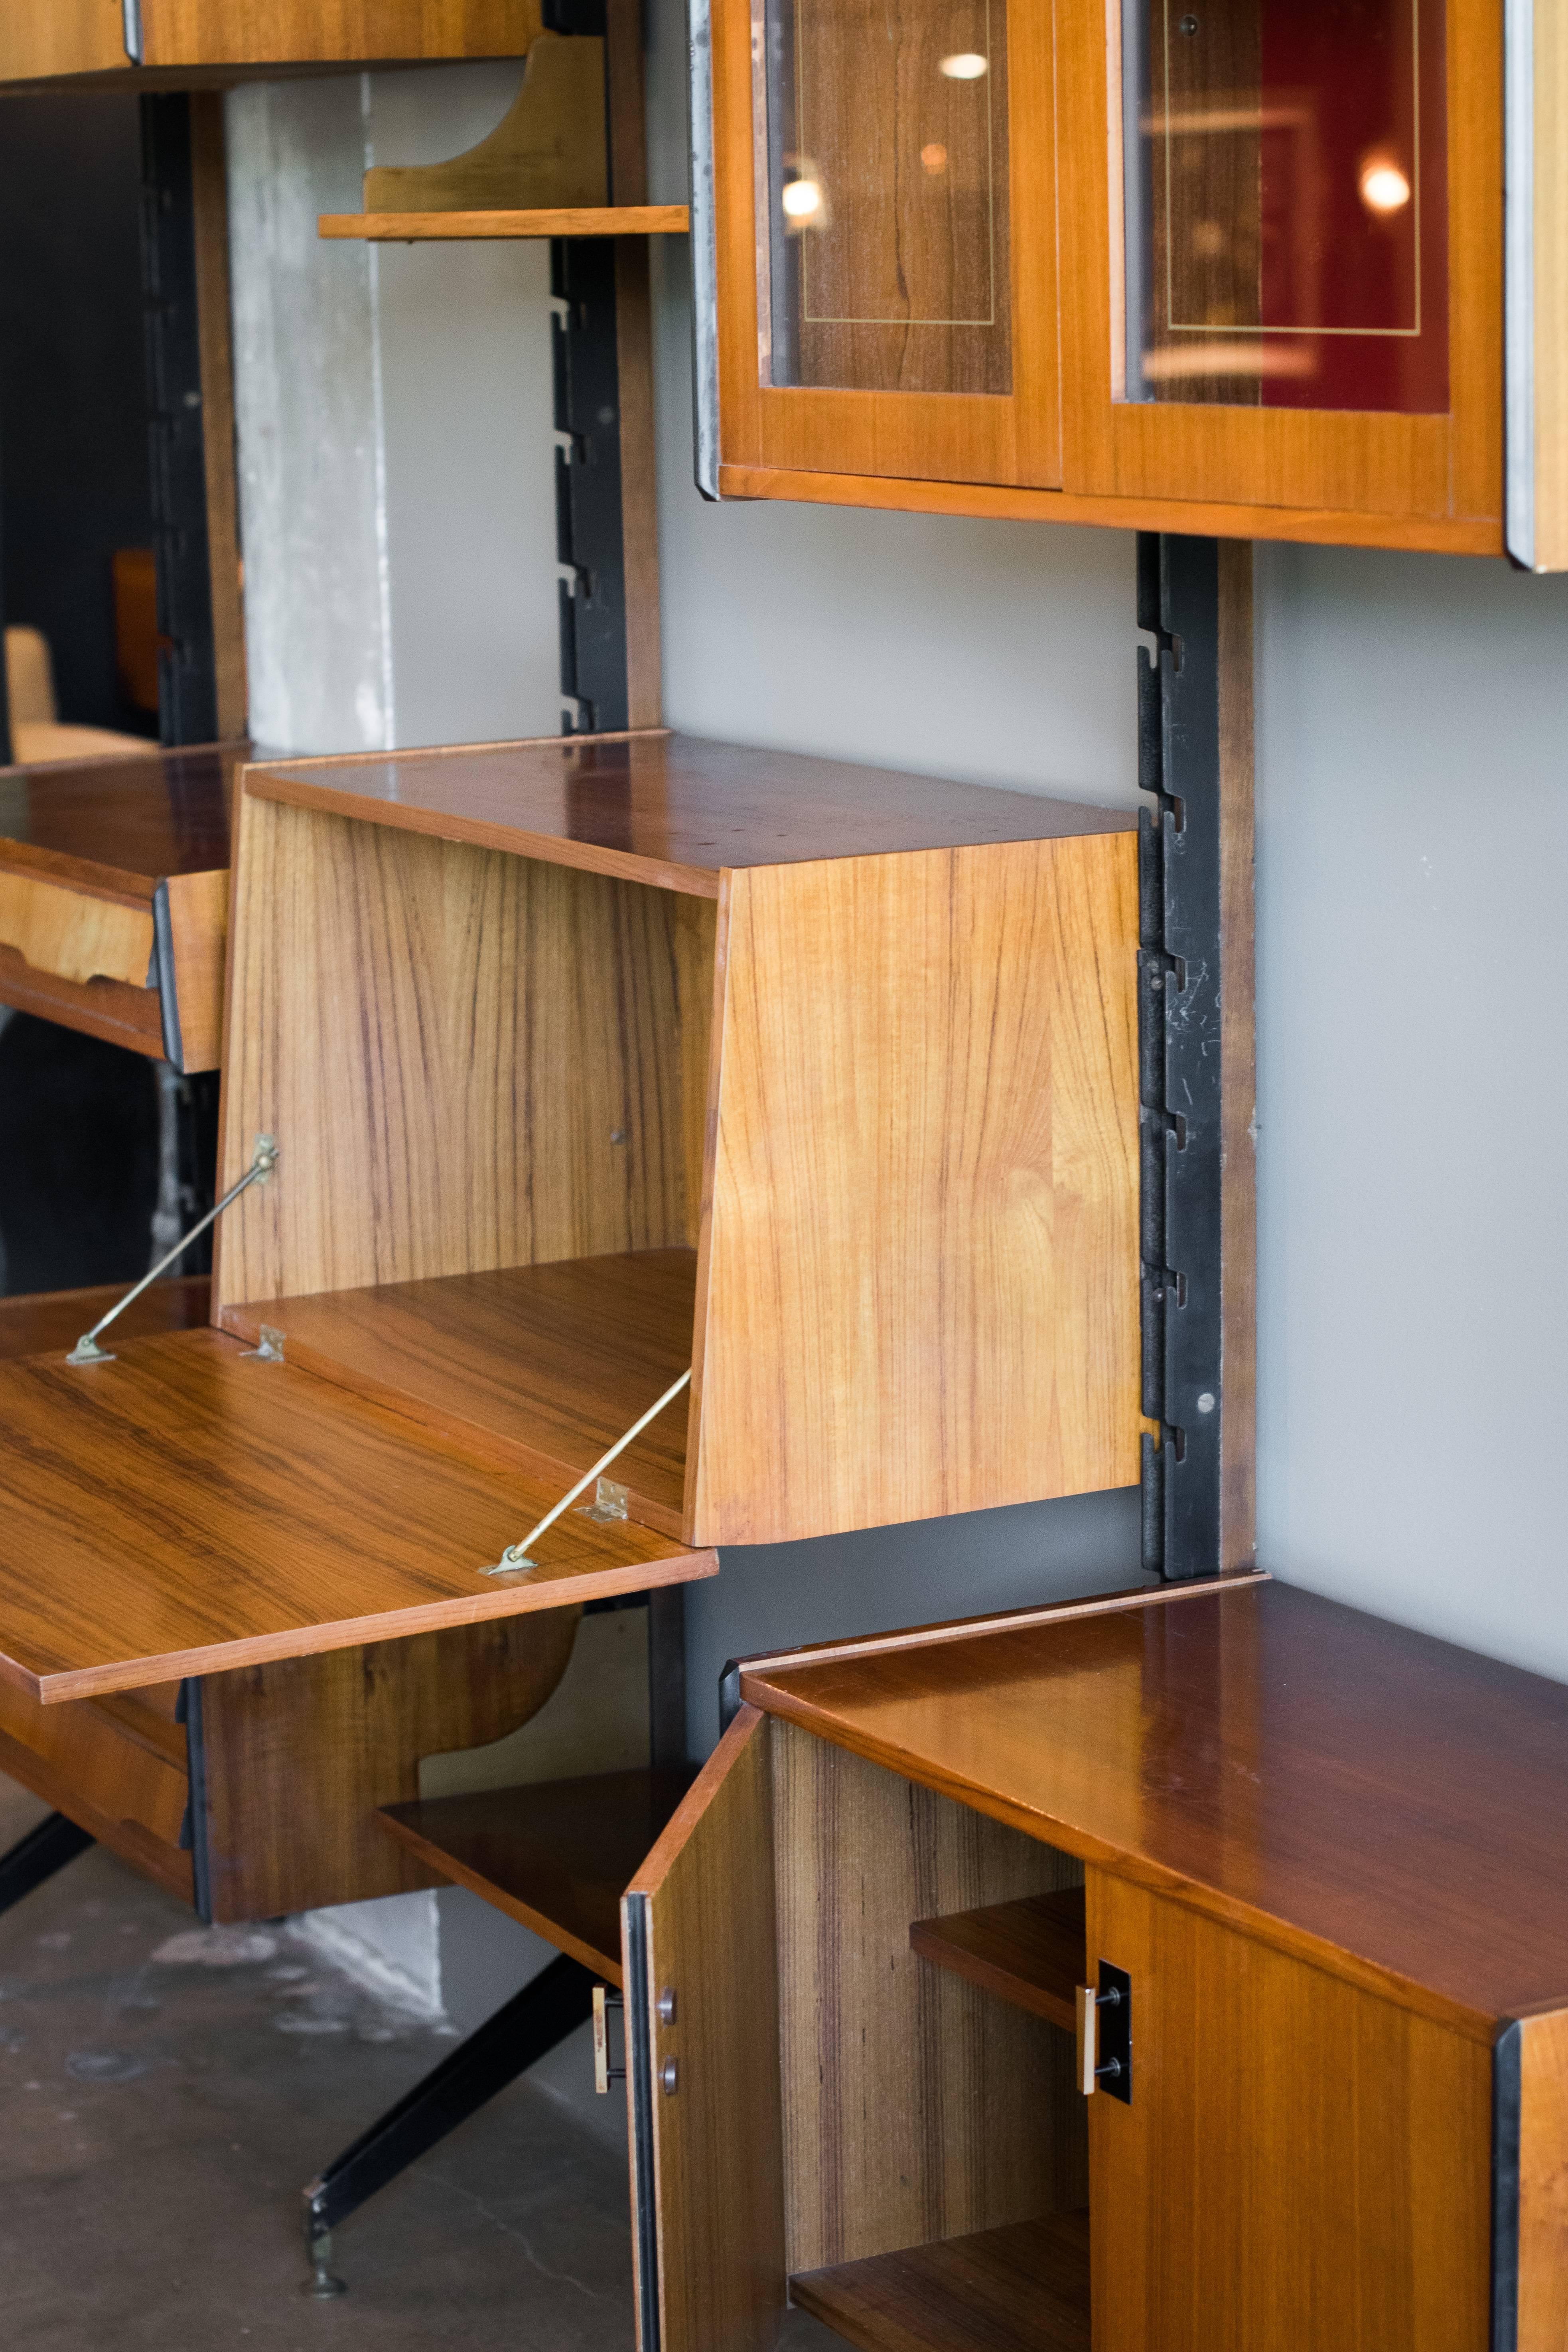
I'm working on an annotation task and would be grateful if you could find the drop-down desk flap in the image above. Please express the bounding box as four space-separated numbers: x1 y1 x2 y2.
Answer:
0 1326 714 1705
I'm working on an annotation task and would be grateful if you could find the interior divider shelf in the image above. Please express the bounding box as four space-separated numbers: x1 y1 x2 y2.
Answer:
789 2214 1091 2352
378 1768 698 1984
909 1887 1086 2033
220 1251 696 1537
318 206 690 242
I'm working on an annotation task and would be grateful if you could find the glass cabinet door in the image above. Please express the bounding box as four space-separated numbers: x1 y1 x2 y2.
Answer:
758 0 1011 397
708 0 1057 488
1121 0 1448 415
1053 0 1498 529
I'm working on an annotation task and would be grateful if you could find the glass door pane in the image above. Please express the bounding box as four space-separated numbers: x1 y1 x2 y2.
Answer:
758 0 1011 394
1121 0 1448 412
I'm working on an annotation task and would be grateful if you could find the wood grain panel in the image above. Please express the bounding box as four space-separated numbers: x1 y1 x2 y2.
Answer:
0 1276 209 1362
240 733 1136 889
743 1579 1568 2039
1515 2007 1568 2352
790 2214 1091 2352
0 1674 191 1851
0 940 164 1055
221 1254 697 1536
772 1718 1085 2274
199 1610 579 1920
320 205 688 239
0 1329 714 1703
378 1767 695 1981
1218 541 1256 1569
140 0 542 66
361 32 604 212
213 799 702 1307
1089 1873 1491 2352
909 1887 1085 2031
714 460 1507 552
0 0 129 82
625 1706 787 2352
0 741 236 882
689 835 1140 1542
191 95 247 743
0 868 153 986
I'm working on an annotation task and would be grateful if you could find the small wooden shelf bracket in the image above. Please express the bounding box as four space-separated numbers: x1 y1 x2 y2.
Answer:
355 30 608 216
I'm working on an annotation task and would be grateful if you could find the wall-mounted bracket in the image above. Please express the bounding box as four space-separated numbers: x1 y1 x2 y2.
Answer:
360 33 608 214
1138 534 1256 1581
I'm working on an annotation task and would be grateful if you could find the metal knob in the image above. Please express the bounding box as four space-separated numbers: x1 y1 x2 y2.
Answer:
660 2058 679 2095
657 1987 677 2025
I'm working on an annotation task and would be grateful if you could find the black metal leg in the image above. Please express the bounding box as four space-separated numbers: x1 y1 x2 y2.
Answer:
300 1952 597 2296
0 1812 93 1919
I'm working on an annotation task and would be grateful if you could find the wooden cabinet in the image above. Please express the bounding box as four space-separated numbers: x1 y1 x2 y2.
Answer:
0 727 1136 1694
0 741 239 1072
694 0 1549 560
0 0 540 88
624 1577 1568 2352
210 730 1141 1549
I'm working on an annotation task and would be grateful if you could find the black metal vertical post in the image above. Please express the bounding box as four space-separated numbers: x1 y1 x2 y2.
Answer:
1138 534 1225 1580
551 239 630 735
139 94 219 748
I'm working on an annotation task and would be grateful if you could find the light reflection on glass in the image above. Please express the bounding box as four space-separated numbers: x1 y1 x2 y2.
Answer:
1120 0 1448 414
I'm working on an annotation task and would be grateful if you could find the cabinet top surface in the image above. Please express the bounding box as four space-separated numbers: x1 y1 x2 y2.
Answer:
245 731 1135 891
0 741 245 889
743 1581 1568 2033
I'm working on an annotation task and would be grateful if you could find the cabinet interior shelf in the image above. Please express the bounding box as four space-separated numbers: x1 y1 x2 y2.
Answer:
318 205 690 242
790 2213 1091 2352
909 1887 1085 2032
378 1767 696 1983
221 1251 697 1538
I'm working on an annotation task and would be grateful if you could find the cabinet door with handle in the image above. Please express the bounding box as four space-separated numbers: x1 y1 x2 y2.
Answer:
1087 1871 1493 2352
621 1704 786 2352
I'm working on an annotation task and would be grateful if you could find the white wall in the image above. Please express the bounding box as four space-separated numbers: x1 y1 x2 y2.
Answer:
227 63 560 754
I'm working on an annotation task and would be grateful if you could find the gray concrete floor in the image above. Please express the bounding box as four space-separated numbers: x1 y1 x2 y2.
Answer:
0 1775 834 2351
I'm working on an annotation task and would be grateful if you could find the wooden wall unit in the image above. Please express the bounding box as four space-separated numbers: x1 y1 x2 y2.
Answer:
210 730 1141 1548
0 0 541 86
626 1577 1568 2352
696 0 1541 560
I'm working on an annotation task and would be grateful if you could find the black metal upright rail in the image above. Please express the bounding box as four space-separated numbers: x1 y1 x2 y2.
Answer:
551 239 631 735
139 93 219 749
1138 534 1226 1581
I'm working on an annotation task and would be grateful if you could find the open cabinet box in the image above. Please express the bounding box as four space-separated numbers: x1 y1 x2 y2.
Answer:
624 1578 1568 2352
209 727 1142 1552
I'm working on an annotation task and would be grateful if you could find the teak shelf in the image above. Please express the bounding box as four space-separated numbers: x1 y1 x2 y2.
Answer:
622 1576 1568 2352
910 1889 1085 2034
378 1766 697 1983
0 740 242 1070
791 2216 1092 2352
319 205 690 241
